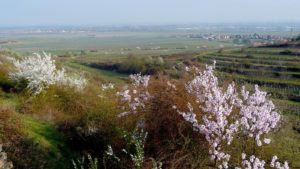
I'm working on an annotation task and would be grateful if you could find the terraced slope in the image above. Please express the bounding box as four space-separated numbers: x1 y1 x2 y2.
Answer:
197 44 300 114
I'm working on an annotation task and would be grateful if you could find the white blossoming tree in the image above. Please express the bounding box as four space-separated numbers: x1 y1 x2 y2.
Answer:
9 52 87 94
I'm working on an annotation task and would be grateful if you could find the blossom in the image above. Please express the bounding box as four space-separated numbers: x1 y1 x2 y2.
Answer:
263 138 271 144
117 61 285 168
129 73 150 87
270 156 289 169
242 153 246 160
240 154 266 169
9 52 86 94
234 154 290 169
179 61 282 168
240 85 280 146
118 73 150 117
102 83 114 91
167 81 176 89
180 61 241 168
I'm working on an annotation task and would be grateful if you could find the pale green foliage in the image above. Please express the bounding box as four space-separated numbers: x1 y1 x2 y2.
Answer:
104 145 120 162
122 128 147 169
105 127 147 169
72 154 98 169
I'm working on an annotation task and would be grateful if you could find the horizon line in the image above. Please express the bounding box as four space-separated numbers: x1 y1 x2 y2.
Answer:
1 21 300 28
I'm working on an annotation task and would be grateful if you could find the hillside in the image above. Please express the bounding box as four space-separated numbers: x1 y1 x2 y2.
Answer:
0 44 299 169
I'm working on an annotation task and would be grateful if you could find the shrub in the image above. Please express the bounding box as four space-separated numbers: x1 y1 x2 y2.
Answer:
116 62 285 169
9 52 87 94
88 55 166 75
279 49 292 55
0 56 14 92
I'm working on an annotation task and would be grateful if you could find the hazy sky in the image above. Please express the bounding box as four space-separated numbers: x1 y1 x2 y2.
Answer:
1 0 300 26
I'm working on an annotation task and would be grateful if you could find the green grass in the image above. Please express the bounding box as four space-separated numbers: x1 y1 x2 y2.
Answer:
1 31 233 54
219 72 300 86
266 114 300 168
21 116 63 151
20 115 74 168
66 61 127 83
0 92 19 108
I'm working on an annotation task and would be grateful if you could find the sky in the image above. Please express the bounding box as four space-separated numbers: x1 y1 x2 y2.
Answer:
1 0 300 26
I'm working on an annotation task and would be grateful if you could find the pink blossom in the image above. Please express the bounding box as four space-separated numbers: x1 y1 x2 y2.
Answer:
179 61 282 168
240 153 266 169
270 156 289 169
240 85 281 146
118 73 151 117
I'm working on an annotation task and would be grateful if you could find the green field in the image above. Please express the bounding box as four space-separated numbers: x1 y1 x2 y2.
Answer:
0 31 231 55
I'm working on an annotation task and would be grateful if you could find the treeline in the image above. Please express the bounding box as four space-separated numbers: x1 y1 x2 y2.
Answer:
86 55 166 75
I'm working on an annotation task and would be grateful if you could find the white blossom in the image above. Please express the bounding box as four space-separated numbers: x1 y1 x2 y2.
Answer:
9 52 87 94
102 83 114 91
129 73 150 87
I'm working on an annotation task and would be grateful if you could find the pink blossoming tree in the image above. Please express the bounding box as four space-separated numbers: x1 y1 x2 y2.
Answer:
117 61 287 169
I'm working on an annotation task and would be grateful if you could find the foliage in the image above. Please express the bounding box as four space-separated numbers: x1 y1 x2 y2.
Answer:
88 55 166 75
102 127 147 169
72 154 98 169
0 56 14 92
122 127 147 169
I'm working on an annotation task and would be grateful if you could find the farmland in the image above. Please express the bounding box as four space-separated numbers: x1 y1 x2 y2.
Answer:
196 43 300 114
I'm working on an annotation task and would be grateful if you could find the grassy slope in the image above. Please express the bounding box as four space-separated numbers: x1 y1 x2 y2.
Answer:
0 91 74 168
65 61 127 83
21 115 73 167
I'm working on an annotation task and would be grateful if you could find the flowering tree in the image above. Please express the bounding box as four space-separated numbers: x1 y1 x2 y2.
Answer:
240 85 280 146
9 52 87 94
117 73 150 117
116 61 286 168
178 61 241 168
177 61 283 168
